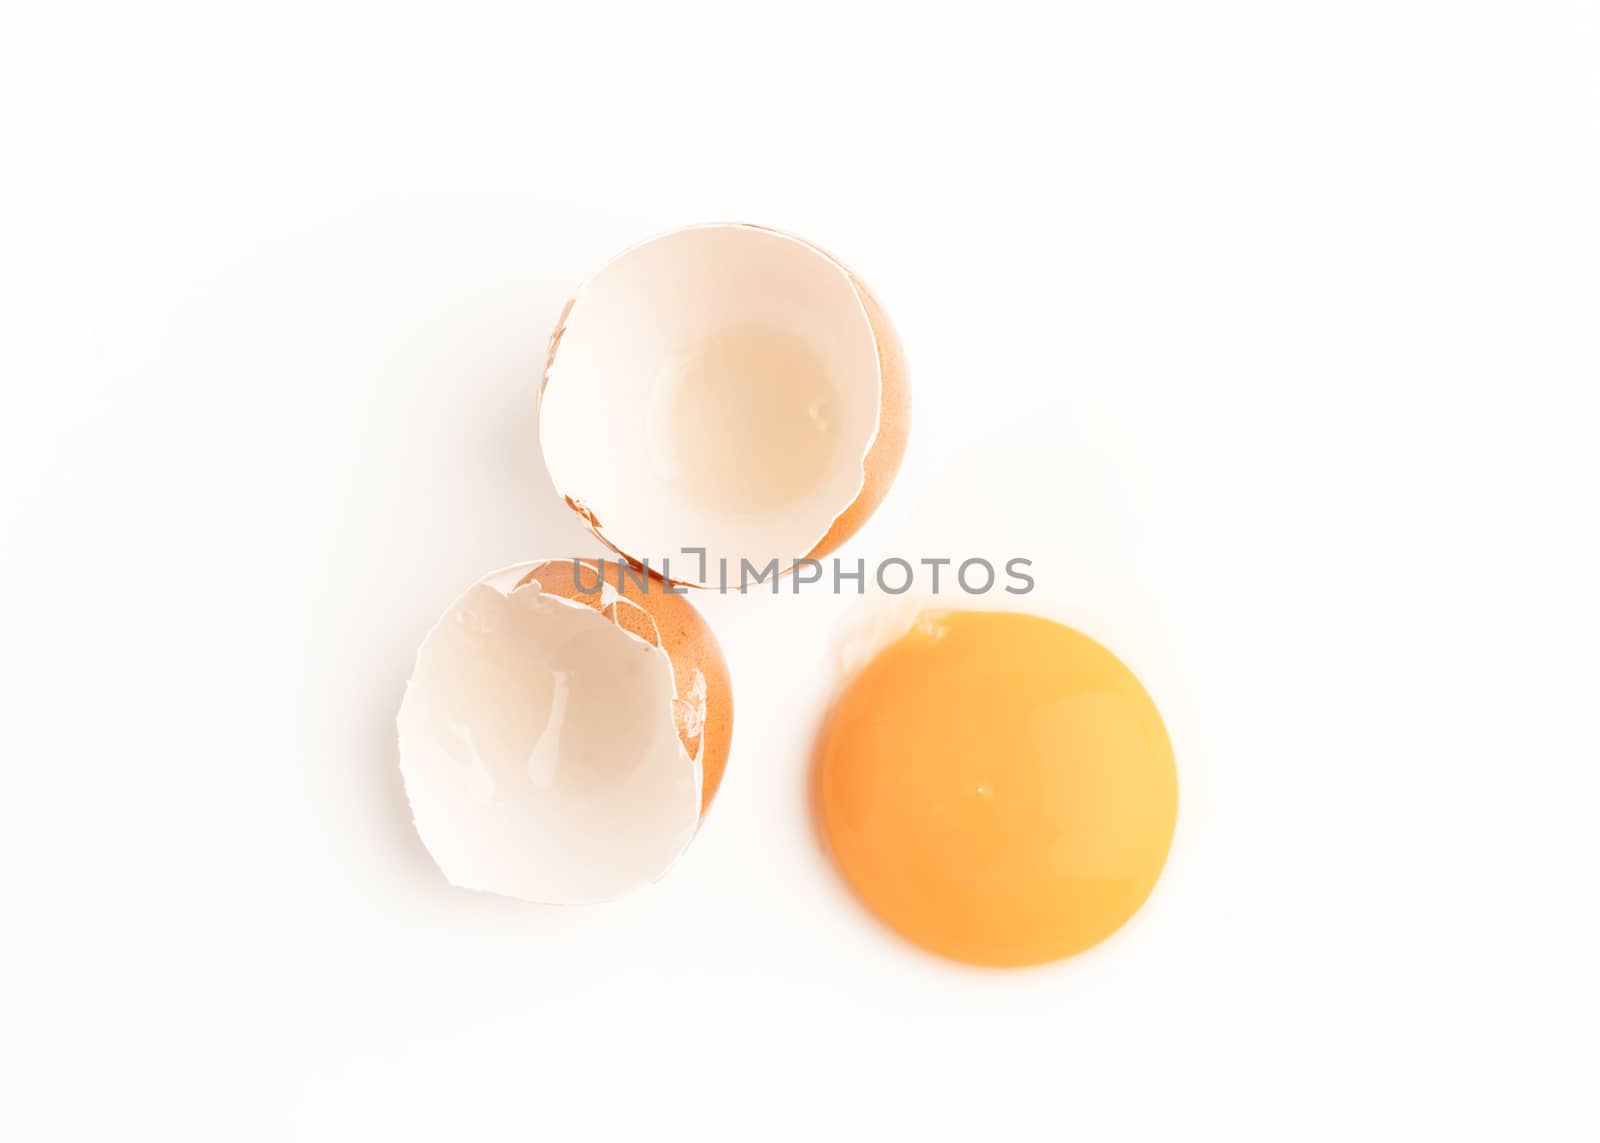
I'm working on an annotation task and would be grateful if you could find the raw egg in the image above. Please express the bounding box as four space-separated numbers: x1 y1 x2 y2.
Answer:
817 610 1177 966
539 223 909 586
398 559 731 903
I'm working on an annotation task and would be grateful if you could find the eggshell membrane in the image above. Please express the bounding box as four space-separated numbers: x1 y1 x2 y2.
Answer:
398 563 705 903
514 559 734 813
540 223 909 586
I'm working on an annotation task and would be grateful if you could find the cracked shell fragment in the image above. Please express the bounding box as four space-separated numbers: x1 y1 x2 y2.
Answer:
539 223 910 587
397 560 733 904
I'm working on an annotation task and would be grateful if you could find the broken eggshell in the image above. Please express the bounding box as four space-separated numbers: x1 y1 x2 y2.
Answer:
397 559 732 904
539 223 909 588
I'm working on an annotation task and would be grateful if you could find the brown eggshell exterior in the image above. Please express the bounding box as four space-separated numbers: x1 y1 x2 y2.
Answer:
803 267 910 561
539 224 910 586
515 559 733 814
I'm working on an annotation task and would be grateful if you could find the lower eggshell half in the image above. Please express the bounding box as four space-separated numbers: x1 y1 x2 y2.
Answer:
398 559 734 904
515 559 734 813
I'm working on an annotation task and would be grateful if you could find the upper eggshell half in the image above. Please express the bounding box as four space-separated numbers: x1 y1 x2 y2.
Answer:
539 223 909 587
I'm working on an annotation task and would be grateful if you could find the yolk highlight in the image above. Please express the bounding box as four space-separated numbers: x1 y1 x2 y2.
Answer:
818 611 1177 967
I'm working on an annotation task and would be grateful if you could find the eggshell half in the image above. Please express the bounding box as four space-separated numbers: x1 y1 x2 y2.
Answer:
539 223 909 587
397 560 731 903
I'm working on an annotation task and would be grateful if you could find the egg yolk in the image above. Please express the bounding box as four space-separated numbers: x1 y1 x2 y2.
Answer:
818 611 1177 967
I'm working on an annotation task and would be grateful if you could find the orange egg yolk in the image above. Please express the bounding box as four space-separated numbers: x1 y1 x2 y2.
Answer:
818 611 1177 967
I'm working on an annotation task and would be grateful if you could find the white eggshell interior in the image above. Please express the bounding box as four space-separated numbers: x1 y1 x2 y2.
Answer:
397 564 700 904
540 225 881 580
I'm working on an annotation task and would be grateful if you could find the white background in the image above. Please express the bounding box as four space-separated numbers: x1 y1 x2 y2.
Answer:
3 2 1597 1139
